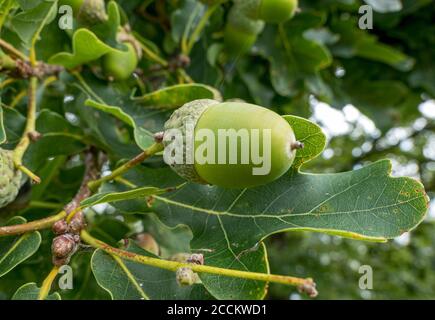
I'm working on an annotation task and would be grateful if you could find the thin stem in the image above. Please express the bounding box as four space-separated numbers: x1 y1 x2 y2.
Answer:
114 176 138 188
177 68 194 84
0 39 28 61
16 165 41 184
29 2 56 67
13 76 40 183
38 266 59 300
65 151 99 223
0 0 14 31
9 89 27 108
29 201 63 210
181 4 202 55
42 75 58 88
0 78 17 89
141 43 168 66
72 71 105 104
88 142 164 191
81 230 317 291
66 207 84 224
185 3 220 55
0 211 67 237
134 38 168 67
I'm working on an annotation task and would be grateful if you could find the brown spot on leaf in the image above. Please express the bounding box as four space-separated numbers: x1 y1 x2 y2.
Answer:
146 196 155 208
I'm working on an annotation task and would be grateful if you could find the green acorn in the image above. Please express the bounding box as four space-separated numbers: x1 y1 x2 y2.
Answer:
163 99 303 189
234 0 298 24
102 42 138 81
224 5 265 56
59 0 108 25
0 149 22 209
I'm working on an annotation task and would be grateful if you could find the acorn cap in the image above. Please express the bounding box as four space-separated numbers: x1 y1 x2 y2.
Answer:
227 3 265 35
116 28 143 60
233 0 262 20
77 0 108 25
234 0 298 24
163 99 220 184
0 149 22 208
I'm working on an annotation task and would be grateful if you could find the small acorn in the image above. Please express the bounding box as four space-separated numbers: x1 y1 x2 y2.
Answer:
234 0 298 24
52 234 77 259
102 42 138 81
52 220 69 235
136 233 160 256
176 267 200 286
68 211 86 234
187 253 205 265
224 5 264 56
0 149 22 209
163 100 302 189
297 278 318 298
59 0 108 25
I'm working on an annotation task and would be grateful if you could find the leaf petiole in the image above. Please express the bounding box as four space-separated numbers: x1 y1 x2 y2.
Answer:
184 2 222 56
87 142 164 191
13 76 41 183
38 266 60 300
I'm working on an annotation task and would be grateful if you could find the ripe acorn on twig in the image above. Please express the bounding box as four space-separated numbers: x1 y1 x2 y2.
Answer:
163 99 304 189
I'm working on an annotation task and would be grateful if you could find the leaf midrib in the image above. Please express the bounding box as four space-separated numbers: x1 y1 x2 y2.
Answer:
153 194 423 220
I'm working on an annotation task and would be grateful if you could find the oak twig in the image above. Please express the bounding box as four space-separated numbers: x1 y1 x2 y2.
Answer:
65 151 99 223
0 39 28 61
81 231 318 297
0 151 100 237
13 76 40 183
0 211 67 237
88 142 164 192
184 2 222 55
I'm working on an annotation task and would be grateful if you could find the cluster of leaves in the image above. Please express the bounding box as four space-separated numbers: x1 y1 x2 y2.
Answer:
0 0 432 300
268 220 435 299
